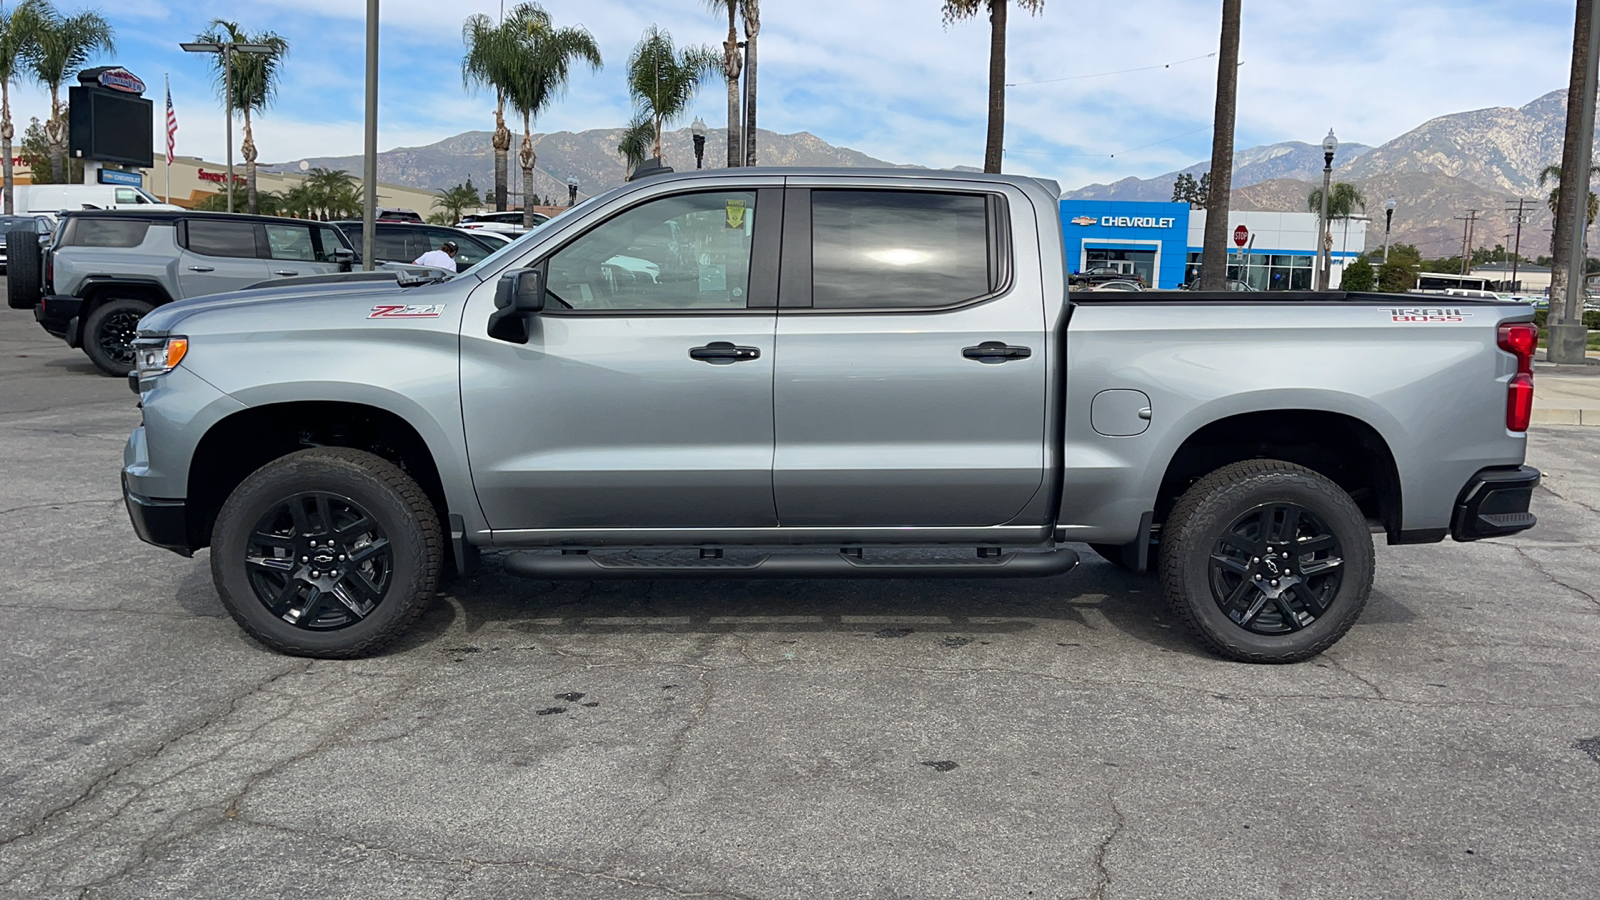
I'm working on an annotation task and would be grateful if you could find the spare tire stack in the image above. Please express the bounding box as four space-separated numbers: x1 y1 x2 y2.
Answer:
6 229 44 310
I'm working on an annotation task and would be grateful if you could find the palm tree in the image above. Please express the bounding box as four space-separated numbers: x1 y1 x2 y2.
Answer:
1539 163 1600 226
463 11 517 212
280 180 319 219
626 26 718 161
1 1 41 215
194 20 288 215
499 3 602 228
704 0 742 167
740 0 760 166
304 167 359 219
432 181 481 225
1308 182 1366 268
1197 0 1240 290
941 0 1044 174
617 113 653 176
21 0 112 183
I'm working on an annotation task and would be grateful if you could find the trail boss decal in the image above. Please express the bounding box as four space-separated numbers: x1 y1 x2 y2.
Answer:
1380 307 1472 323
369 304 446 319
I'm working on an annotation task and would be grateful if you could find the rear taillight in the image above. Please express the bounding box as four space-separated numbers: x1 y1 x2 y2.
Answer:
1498 322 1537 432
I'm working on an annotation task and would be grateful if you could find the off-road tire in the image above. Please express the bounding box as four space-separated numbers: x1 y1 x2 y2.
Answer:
211 448 443 658
6 230 43 309
82 297 154 376
1158 460 1373 664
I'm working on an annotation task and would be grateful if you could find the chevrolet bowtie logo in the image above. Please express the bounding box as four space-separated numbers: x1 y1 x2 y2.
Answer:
1070 215 1097 226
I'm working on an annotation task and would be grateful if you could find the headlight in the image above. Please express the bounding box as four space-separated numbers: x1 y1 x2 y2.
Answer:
134 336 188 379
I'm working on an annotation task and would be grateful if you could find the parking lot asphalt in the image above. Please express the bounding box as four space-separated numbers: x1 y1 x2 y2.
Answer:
1 292 1597 900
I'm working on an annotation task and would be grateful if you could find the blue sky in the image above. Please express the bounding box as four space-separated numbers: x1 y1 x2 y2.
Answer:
4 0 1581 189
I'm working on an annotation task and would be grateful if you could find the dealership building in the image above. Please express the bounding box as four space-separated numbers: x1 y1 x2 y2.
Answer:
1058 200 1368 290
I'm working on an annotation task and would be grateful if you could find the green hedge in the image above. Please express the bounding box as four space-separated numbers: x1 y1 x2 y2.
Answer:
1532 309 1600 329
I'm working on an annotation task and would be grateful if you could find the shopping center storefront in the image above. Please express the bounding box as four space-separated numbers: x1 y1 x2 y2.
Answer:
1059 200 1367 290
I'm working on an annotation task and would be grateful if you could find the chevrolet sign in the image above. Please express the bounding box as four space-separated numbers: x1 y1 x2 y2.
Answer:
1069 215 1097 226
1102 216 1176 228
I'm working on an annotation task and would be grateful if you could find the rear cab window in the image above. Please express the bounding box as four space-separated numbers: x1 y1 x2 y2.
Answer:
802 189 1005 310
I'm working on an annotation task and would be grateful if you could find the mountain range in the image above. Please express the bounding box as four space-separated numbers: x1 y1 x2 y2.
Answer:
266 89 1588 261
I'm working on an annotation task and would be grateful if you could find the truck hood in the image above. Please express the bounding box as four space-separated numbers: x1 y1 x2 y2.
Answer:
137 273 475 335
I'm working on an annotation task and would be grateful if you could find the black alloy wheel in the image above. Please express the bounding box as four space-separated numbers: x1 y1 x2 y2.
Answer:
1207 502 1344 635
1158 459 1373 663
96 308 143 368
245 491 394 630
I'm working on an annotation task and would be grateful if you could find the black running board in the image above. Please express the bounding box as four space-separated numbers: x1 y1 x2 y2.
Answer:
502 549 1080 581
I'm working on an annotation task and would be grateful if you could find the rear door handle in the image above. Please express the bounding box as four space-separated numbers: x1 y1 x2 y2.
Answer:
273 269 299 276
187 265 214 272
963 341 1032 364
689 341 761 364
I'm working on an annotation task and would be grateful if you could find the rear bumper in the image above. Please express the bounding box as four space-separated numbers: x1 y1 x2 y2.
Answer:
35 294 82 345
122 472 192 557
1451 465 1540 541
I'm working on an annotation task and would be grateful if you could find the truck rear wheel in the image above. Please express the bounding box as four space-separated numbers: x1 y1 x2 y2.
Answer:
6 230 43 309
82 298 153 376
1158 460 1373 663
210 448 443 658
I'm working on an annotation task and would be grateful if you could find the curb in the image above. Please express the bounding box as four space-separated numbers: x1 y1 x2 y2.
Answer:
1531 408 1600 426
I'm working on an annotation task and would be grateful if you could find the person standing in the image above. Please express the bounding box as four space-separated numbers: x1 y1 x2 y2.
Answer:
413 240 459 272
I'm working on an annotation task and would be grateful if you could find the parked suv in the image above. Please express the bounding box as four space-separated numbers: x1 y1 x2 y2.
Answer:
16 210 356 375
332 221 502 271
1072 265 1146 288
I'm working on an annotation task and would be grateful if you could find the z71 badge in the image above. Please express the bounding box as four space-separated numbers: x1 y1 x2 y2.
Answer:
1379 307 1471 323
369 304 446 319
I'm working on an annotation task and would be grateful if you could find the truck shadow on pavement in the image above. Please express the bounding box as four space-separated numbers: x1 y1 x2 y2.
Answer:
402 549 1210 659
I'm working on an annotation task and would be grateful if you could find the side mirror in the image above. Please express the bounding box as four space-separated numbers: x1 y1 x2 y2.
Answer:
488 267 544 344
334 247 355 273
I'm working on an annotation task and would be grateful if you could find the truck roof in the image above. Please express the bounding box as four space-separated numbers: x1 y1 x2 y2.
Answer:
626 165 1063 199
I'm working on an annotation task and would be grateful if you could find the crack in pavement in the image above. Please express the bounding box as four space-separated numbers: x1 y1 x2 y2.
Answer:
1324 654 1387 700
0 499 120 516
232 816 761 900
1512 546 1600 607
1537 481 1600 518
1090 794 1124 900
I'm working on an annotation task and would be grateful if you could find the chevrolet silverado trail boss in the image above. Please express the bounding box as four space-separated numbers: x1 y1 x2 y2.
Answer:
119 168 1541 663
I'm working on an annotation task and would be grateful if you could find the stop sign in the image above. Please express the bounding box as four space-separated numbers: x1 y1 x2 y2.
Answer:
1233 225 1249 247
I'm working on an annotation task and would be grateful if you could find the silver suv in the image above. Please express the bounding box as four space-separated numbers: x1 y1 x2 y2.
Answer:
25 211 355 375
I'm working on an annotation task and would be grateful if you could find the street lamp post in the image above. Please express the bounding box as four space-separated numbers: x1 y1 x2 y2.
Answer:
1383 196 1396 265
1317 129 1337 291
566 175 579 207
691 117 707 169
179 40 277 214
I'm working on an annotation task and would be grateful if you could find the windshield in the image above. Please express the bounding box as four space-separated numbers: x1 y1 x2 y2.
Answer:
466 193 607 274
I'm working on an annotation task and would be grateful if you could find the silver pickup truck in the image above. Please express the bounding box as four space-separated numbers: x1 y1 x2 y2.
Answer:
120 168 1541 663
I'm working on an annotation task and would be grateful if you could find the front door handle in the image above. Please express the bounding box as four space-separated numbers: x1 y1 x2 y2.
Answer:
689 342 761 364
962 341 1032 364
187 265 214 273
273 269 299 276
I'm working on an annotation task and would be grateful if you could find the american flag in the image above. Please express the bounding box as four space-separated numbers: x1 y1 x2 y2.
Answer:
164 82 177 165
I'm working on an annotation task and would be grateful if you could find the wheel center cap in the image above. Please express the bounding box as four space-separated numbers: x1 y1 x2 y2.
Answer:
312 549 337 567
1263 558 1280 576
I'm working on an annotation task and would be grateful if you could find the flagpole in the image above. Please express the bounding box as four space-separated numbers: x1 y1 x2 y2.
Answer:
164 74 171 203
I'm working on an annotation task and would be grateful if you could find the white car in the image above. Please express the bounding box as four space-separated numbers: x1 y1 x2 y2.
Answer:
457 210 551 236
1090 280 1144 292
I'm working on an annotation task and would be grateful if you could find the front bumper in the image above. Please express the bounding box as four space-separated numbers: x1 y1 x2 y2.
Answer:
122 472 192 557
1451 465 1540 541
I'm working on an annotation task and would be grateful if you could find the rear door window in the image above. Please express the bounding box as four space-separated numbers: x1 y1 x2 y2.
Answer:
809 190 994 310
312 225 348 262
185 220 261 258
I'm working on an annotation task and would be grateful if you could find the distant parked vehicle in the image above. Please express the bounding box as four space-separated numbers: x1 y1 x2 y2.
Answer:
374 207 423 222
0 214 55 272
1089 280 1144 292
332 220 503 271
1072 265 1146 288
13 184 181 213
458 210 550 236
1181 279 1256 292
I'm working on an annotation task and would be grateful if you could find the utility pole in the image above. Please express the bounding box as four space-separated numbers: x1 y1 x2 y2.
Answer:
1506 198 1531 291
1456 209 1480 276
361 0 378 272
1553 0 1600 362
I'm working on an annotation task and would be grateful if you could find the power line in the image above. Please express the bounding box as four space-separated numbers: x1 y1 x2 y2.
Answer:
1007 52 1218 87
1004 124 1213 160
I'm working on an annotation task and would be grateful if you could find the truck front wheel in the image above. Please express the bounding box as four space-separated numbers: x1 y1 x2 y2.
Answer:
210 448 443 658
83 298 154 376
1158 460 1373 663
